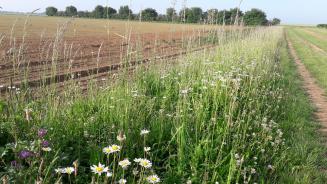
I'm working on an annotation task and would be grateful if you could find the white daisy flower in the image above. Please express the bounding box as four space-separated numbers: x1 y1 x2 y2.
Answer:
103 146 112 154
55 168 65 174
109 144 121 153
64 167 75 175
42 147 52 152
90 163 108 175
117 133 126 142
180 89 188 95
140 129 150 135
146 174 160 183
106 171 113 177
118 178 127 184
132 168 139 175
251 168 256 174
118 158 131 169
144 147 151 152
139 159 152 168
103 145 121 155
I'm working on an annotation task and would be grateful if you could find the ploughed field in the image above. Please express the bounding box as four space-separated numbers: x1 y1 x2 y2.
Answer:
0 15 217 95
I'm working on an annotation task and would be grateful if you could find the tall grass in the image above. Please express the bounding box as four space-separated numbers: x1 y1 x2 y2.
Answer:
0 18 326 184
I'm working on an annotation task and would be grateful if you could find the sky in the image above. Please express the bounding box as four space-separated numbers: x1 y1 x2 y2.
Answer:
0 0 326 25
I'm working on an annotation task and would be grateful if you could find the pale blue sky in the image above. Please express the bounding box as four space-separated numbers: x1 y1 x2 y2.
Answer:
0 0 326 25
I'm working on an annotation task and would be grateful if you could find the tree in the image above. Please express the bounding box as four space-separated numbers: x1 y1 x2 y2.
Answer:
272 18 281 25
93 5 104 18
157 14 167 22
179 8 191 23
65 6 77 16
57 11 66 16
206 9 219 24
77 11 88 17
216 8 243 25
104 7 117 18
188 7 203 23
46 7 58 16
118 5 132 19
166 8 177 22
243 8 268 26
217 10 231 25
229 8 243 25
141 8 158 21
179 7 202 23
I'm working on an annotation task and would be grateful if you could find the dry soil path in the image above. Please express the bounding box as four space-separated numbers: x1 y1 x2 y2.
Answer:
287 37 327 134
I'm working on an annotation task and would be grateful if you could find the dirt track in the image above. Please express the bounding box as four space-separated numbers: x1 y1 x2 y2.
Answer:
287 37 327 134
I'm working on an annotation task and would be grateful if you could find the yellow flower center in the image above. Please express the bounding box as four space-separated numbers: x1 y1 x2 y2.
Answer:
112 146 119 150
141 161 148 166
96 167 104 172
104 148 110 153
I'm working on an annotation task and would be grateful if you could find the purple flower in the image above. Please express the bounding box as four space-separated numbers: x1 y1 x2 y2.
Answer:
19 150 34 159
38 128 48 138
41 140 50 148
11 160 21 169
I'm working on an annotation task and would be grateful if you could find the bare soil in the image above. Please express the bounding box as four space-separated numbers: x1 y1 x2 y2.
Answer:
0 30 212 95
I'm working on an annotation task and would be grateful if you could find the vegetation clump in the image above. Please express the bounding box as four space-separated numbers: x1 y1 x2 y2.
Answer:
317 24 327 28
45 4 280 26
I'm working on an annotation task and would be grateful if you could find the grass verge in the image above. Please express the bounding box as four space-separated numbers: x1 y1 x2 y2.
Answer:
277 38 327 183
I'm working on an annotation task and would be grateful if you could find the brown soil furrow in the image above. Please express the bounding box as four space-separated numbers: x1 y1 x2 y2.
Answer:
287 37 327 133
0 45 213 95
0 41 185 84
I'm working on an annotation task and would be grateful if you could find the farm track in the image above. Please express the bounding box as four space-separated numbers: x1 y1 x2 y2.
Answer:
287 37 327 136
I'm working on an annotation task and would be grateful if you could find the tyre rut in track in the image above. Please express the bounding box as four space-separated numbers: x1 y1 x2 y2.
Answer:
287 37 327 136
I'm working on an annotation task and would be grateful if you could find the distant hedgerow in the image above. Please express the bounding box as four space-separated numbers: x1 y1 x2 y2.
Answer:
317 24 327 28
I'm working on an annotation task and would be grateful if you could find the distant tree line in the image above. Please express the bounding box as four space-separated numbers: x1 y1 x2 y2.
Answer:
317 24 327 28
45 5 281 26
